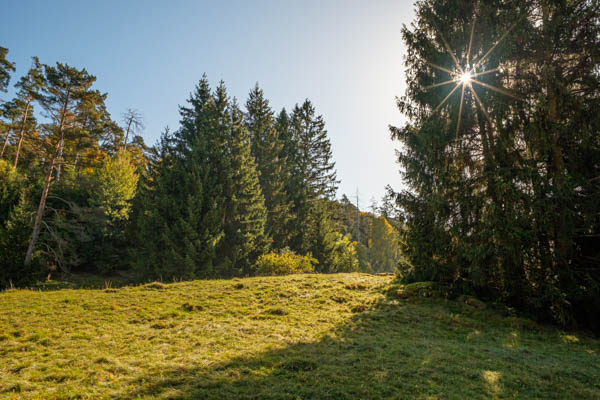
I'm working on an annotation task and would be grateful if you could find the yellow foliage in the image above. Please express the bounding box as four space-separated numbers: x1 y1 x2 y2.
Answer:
254 249 316 276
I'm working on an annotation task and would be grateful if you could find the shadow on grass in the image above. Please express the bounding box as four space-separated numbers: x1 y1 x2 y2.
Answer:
27 271 139 291
118 286 599 400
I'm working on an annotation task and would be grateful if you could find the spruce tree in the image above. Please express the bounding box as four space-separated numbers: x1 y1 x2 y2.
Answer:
132 77 267 279
392 0 600 327
245 84 291 250
131 77 224 279
219 96 268 276
286 100 339 266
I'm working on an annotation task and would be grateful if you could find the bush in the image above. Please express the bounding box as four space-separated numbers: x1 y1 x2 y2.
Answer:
0 161 46 289
254 249 316 276
0 203 47 289
328 233 359 273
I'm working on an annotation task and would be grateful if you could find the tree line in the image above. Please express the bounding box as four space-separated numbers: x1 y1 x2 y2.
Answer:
0 50 401 287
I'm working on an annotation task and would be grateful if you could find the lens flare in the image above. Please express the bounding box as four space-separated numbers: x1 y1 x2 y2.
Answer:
460 71 472 84
423 13 524 142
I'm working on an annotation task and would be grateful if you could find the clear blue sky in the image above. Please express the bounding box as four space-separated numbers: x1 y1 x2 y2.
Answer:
1 0 415 206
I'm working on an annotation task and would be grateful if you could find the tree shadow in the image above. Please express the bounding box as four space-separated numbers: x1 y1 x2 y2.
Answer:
117 285 599 399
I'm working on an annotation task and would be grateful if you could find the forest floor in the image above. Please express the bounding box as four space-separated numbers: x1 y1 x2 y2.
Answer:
0 273 599 399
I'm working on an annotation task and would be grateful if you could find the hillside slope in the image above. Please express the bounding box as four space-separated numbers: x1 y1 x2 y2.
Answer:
0 273 599 399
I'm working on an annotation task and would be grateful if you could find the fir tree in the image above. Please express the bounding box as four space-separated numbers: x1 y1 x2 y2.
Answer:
131 78 224 279
219 96 268 276
132 77 267 279
245 84 291 250
392 0 600 327
286 100 339 266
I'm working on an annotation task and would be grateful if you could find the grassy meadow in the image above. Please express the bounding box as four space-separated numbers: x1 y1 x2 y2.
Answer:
0 273 599 399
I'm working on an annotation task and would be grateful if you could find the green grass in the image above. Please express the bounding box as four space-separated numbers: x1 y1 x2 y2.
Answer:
0 273 598 399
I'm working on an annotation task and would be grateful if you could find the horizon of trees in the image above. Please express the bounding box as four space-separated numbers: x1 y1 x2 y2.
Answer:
5 0 598 332
0 47 401 290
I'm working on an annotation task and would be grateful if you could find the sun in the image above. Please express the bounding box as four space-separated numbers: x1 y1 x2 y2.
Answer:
423 11 523 139
459 71 472 84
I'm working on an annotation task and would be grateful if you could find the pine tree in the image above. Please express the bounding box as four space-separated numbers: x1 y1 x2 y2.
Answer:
25 63 107 265
12 57 44 167
0 47 15 96
0 101 19 159
245 84 291 250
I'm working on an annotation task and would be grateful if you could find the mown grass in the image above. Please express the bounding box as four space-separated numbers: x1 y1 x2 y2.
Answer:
0 273 598 399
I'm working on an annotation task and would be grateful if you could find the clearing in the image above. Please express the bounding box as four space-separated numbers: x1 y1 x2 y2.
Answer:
0 273 598 399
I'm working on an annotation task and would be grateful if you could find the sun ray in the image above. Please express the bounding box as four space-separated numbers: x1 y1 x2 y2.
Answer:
432 83 461 115
471 67 500 79
470 78 522 100
469 82 494 129
425 8 521 137
427 61 455 75
473 17 522 70
437 30 464 73
466 14 476 67
456 83 466 140
424 79 458 91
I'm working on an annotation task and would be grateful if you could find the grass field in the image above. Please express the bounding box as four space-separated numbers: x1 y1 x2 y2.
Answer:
0 273 599 399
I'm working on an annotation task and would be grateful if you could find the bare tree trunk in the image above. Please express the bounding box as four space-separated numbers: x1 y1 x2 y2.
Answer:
25 90 70 265
24 139 61 265
124 116 133 148
56 138 64 182
0 117 15 159
13 99 30 168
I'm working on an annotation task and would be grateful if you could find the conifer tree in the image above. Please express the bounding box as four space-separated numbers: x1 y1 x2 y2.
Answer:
0 47 15 96
286 100 339 266
392 0 600 327
12 57 44 167
25 63 107 265
131 78 224 279
245 84 291 250
0 101 18 159
219 96 268 276
132 77 267 279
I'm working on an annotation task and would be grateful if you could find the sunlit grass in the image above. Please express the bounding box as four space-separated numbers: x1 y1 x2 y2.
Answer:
0 273 599 399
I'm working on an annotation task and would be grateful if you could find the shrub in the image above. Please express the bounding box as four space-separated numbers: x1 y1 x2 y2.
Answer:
328 233 359 273
254 249 316 276
0 161 46 289
0 203 46 289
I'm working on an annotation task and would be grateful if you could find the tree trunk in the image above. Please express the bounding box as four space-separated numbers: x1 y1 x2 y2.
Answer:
124 116 133 149
542 3 569 263
56 138 64 182
0 117 15 159
24 139 61 265
25 90 70 265
13 99 31 168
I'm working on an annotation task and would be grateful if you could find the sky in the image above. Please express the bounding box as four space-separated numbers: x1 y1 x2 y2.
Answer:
1 0 416 206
